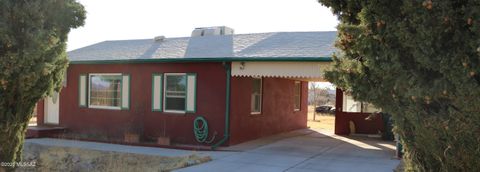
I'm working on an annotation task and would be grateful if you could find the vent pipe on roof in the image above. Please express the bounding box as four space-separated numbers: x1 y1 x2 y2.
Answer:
191 26 234 37
154 36 165 42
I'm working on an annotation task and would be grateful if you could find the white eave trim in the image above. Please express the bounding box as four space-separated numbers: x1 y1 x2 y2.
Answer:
231 61 331 81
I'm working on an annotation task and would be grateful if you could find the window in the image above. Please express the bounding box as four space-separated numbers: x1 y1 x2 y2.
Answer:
342 92 381 113
294 81 301 111
251 77 262 114
89 74 122 109
152 73 197 113
164 73 187 113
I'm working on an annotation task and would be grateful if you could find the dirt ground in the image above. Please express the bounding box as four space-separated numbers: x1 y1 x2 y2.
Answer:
307 106 335 131
15 143 210 172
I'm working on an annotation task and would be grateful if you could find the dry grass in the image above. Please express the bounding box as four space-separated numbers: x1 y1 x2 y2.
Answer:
17 143 211 172
307 106 335 132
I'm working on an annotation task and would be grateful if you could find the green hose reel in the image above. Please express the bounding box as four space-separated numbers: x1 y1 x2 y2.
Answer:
193 116 216 144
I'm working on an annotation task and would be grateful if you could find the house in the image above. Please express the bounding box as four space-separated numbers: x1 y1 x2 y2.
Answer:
32 26 385 147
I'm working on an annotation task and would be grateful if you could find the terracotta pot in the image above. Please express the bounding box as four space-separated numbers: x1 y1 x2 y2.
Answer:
124 133 139 143
157 136 170 145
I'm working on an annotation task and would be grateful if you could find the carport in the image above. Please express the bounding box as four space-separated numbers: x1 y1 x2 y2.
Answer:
232 61 386 137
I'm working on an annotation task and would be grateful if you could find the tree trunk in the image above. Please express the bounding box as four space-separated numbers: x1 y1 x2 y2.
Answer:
0 121 29 170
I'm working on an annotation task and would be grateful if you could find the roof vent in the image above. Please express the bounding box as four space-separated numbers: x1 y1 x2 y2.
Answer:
154 36 165 42
191 26 234 37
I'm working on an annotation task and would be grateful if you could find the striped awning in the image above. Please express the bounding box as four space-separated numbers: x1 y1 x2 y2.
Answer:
231 61 332 81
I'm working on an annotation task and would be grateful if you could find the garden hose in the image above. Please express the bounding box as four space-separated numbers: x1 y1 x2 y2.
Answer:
193 116 216 144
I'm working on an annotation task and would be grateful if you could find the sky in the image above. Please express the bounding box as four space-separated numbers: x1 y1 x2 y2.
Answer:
67 0 339 51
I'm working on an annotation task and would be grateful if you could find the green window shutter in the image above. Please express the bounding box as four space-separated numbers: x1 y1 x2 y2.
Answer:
186 73 197 113
152 74 163 111
79 74 87 107
121 74 130 110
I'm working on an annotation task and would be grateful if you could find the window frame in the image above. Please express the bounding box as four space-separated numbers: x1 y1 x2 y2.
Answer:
62 71 67 87
250 77 263 115
88 73 123 110
163 73 187 114
294 81 301 111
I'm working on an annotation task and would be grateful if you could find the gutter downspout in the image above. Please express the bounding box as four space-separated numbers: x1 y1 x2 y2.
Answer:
212 62 231 149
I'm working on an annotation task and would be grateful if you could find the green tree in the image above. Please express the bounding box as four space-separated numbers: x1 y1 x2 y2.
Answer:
318 0 480 171
0 0 85 167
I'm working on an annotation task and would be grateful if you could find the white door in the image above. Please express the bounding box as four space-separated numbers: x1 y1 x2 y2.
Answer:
44 92 60 124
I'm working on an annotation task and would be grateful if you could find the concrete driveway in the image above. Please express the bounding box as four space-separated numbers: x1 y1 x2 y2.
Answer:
176 129 400 172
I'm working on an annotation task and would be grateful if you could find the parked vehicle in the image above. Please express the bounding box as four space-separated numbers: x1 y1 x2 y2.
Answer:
315 106 332 113
329 108 336 114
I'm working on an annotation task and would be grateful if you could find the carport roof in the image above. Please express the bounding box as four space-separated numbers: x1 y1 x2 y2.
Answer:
68 31 337 64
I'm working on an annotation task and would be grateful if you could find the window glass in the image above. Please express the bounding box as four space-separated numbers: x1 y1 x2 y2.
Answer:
251 78 262 114
294 82 301 111
90 75 122 108
165 74 186 111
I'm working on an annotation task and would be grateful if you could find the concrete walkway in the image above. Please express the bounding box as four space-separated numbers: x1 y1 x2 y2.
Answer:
176 129 400 172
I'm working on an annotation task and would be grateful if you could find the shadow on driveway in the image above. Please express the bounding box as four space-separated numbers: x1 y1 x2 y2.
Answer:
176 129 400 172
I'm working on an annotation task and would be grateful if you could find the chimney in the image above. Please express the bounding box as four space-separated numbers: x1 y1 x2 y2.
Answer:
191 26 234 37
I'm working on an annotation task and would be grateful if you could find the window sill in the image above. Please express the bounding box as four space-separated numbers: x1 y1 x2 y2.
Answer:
88 105 122 110
164 110 186 114
294 109 300 112
250 112 261 115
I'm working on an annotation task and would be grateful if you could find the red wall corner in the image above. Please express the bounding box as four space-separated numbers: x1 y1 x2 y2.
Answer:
228 77 308 145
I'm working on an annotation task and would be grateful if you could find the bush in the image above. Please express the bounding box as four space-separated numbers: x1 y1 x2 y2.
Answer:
318 0 480 171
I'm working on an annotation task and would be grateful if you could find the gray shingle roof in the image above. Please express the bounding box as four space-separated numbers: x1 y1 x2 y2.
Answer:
68 31 337 63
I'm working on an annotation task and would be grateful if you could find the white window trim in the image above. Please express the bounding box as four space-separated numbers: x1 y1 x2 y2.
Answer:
88 73 122 110
62 71 67 87
294 81 301 111
163 73 187 114
251 77 262 115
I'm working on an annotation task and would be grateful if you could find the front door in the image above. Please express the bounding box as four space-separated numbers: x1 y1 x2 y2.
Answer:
44 92 59 124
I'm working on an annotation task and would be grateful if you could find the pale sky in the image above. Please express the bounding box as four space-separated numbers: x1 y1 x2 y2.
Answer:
67 0 339 51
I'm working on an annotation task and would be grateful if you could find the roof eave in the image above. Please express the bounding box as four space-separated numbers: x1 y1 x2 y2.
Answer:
68 57 333 64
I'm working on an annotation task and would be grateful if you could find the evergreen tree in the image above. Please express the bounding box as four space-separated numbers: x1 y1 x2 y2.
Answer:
318 0 480 171
0 0 85 168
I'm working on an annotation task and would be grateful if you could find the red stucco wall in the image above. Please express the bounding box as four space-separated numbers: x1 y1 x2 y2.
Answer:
229 77 308 145
334 89 384 135
36 62 310 146
55 62 227 145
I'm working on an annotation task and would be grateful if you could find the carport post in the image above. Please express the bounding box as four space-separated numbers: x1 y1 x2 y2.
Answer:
311 82 317 121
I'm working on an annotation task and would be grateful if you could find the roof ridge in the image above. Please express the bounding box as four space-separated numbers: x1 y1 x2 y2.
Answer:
98 31 338 43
